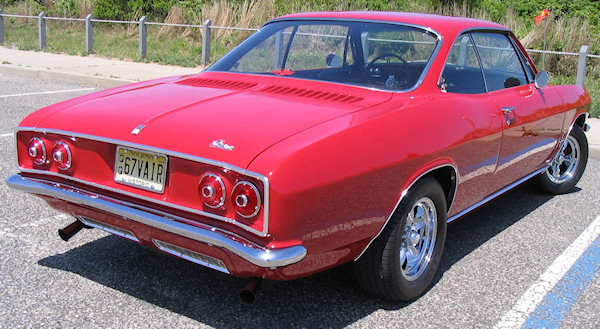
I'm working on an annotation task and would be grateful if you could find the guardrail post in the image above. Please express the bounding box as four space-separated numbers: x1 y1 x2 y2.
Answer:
38 12 46 50
576 45 589 87
138 16 147 58
85 14 93 54
202 19 211 66
0 11 4 43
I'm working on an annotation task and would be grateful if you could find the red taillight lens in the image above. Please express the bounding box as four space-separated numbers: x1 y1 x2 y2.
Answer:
232 181 261 218
28 137 47 165
51 141 72 170
199 173 226 208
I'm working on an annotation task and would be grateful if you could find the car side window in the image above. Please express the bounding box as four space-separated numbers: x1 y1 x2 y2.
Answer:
441 34 486 94
471 32 528 91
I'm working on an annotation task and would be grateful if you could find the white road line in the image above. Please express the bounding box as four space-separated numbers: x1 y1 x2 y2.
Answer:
1 133 13 138
494 215 600 329
0 87 95 99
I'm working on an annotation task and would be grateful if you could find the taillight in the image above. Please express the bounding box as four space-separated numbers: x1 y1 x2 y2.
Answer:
232 181 261 218
199 173 226 208
51 141 72 170
28 137 47 165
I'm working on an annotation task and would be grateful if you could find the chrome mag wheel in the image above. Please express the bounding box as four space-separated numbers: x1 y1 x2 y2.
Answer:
400 197 437 281
546 135 581 184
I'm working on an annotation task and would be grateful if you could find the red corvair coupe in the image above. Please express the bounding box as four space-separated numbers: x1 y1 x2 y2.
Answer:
8 12 591 302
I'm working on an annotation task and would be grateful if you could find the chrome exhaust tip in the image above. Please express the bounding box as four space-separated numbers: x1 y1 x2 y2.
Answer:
58 219 89 242
240 278 262 304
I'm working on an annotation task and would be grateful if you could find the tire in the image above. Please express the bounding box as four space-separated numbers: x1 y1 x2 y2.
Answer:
536 125 588 195
354 177 447 301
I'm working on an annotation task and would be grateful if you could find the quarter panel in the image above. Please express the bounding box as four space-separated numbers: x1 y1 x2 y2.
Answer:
248 90 504 274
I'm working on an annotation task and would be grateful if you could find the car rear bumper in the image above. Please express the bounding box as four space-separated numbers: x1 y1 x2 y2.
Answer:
6 174 307 272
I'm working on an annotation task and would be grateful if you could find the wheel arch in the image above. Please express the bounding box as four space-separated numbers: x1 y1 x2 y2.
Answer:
574 112 587 129
354 162 458 261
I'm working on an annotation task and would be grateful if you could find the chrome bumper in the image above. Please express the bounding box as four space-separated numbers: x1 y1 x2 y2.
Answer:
6 174 306 268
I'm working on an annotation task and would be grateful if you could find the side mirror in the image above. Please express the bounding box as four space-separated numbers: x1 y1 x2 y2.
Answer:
325 53 341 68
535 71 549 89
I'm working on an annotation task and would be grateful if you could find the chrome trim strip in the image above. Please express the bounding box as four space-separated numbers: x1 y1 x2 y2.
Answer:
153 239 230 274
354 163 458 261
446 166 548 223
77 215 140 243
15 127 270 237
6 174 306 268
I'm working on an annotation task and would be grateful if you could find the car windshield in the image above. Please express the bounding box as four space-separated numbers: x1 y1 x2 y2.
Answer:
208 20 439 91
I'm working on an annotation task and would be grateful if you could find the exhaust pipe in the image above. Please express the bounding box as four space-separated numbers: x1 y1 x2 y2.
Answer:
58 219 89 242
240 278 262 304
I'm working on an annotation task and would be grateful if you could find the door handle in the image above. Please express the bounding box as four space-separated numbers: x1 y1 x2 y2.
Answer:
502 106 517 125
502 106 517 113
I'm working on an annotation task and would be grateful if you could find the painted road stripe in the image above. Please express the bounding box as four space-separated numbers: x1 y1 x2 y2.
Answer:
1 133 13 138
494 215 600 329
521 235 600 328
0 87 95 99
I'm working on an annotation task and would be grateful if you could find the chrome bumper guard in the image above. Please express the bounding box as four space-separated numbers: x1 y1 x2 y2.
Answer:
6 174 307 268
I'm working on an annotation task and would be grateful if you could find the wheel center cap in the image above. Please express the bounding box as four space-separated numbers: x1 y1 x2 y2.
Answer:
410 231 421 245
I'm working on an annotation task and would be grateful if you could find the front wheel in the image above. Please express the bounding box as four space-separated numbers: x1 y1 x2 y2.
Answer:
354 177 447 301
536 125 588 194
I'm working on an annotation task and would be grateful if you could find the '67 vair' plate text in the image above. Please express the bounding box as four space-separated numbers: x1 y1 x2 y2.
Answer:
114 147 167 193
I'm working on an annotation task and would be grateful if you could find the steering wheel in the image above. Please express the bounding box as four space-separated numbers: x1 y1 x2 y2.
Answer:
367 53 407 67
365 53 408 88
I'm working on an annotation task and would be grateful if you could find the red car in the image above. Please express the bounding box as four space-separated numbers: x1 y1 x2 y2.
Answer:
8 12 591 302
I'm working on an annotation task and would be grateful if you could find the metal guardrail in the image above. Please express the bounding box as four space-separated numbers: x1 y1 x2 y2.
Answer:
0 11 596 85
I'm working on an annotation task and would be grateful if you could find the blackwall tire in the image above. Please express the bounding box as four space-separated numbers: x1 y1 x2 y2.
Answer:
354 177 447 301
536 125 588 195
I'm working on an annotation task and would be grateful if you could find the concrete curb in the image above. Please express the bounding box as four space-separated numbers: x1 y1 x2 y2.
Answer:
0 65 134 88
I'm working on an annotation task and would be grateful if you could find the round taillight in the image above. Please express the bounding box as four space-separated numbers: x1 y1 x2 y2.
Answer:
199 173 226 208
232 181 261 218
28 137 47 165
51 141 72 170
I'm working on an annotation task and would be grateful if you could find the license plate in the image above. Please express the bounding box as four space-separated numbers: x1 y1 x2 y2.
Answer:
114 147 168 193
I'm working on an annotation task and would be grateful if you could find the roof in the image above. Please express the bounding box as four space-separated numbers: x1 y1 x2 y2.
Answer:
271 11 506 36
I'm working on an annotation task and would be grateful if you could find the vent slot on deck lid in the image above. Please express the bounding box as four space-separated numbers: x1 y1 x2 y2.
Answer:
176 78 257 90
259 85 363 103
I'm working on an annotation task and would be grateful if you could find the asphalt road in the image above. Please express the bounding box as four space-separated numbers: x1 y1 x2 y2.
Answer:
1 73 599 328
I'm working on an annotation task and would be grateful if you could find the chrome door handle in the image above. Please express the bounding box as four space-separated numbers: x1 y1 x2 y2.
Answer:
502 106 517 125
502 106 517 113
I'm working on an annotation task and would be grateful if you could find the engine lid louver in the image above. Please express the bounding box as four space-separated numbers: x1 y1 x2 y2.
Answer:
176 78 257 90
259 85 364 104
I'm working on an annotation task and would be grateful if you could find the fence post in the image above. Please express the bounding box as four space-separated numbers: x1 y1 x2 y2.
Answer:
85 14 93 54
202 19 211 66
0 11 4 44
38 12 46 50
576 45 589 87
138 16 147 58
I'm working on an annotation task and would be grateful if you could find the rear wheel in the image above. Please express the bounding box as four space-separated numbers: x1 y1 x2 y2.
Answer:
354 177 447 301
536 125 588 194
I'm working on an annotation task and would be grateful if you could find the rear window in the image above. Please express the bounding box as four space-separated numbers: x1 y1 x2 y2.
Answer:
209 20 440 91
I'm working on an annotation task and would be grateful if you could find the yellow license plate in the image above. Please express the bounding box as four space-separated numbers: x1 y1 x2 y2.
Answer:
114 147 168 193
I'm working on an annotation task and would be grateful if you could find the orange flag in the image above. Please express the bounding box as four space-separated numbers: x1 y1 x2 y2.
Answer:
534 9 549 26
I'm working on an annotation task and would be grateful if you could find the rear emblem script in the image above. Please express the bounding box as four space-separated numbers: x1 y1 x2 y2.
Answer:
131 124 146 135
210 139 235 151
